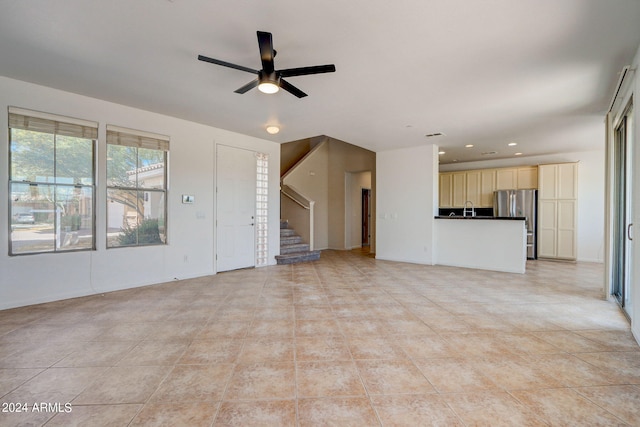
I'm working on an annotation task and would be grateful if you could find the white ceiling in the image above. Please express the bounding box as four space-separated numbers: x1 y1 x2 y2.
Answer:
1 0 639 164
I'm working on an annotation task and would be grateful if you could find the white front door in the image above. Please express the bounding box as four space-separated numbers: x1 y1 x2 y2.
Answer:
216 145 256 272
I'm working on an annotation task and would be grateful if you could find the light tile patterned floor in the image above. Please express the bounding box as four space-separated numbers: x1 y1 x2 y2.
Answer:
1 250 639 426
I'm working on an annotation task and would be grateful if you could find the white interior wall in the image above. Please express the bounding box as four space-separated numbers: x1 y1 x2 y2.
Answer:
376 145 439 264
0 76 281 310
440 149 605 262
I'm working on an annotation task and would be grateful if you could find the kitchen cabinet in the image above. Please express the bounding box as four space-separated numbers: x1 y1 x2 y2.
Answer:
439 172 453 207
480 169 496 207
439 166 537 209
537 163 578 260
452 172 466 207
497 167 537 190
517 166 538 189
496 168 517 190
465 171 482 207
439 171 467 208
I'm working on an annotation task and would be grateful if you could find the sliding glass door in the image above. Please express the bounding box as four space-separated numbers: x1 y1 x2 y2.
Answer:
612 101 634 317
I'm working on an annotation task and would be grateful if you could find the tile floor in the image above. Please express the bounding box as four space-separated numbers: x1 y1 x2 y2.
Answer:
0 250 639 426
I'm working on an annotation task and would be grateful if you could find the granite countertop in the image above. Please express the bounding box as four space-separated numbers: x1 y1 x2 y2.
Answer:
434 215 526 220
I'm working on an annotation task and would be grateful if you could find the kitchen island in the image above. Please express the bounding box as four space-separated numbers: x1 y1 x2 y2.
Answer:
434 216 527 274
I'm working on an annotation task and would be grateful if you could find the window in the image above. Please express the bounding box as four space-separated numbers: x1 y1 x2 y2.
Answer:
256 152 269 266
106 125 168 248
9 107 97 255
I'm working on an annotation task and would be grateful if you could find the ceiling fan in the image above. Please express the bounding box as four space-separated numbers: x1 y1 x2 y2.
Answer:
198 31 336 98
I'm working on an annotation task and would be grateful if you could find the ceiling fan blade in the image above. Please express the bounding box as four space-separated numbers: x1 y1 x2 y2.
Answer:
279 64 336 78
197 55 259 74
257 31 275 74
280 79 308 98
234 78 259 94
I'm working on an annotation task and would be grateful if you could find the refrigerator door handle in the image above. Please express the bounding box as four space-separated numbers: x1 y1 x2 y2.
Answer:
510 192 516 217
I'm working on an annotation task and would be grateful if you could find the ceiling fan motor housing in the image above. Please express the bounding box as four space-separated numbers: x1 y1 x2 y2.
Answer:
259 70 280 85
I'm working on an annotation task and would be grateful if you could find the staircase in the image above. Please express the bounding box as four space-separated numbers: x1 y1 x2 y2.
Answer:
276 220 321 265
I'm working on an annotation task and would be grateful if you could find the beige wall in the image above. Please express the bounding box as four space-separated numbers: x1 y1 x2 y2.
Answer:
282 137 376 252
282 142 330 249
327 139 376 251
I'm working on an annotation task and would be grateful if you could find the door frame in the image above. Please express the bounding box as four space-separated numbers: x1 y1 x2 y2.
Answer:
215 144 257 272
611 100 634 316
606 82 634 317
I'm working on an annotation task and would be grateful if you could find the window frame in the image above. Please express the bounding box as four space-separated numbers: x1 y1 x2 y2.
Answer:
8 107 97 256
105 125 169 249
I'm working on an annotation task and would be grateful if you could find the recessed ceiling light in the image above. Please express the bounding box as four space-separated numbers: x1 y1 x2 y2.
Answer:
465 144 474 148
266 125 280 134
514 152 523 156
438 151 445 155
508 142 517 146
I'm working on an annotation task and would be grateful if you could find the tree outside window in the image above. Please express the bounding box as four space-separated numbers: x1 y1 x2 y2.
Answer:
8 109 97 255
106 126 168 248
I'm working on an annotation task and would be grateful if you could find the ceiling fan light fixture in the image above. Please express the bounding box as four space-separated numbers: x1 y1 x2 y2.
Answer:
258 71 280 94
258 81 279 94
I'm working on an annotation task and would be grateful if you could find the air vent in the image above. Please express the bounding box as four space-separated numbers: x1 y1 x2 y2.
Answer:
481 151 498 155
425 132 445 138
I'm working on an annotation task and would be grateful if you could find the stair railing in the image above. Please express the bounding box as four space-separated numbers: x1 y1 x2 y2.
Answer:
281 183 315 251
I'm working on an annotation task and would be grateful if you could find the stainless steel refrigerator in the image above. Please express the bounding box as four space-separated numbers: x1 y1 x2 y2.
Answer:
494 189 537 259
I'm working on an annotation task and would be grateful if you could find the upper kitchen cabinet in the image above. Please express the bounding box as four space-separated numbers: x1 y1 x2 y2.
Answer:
480 169 496 207
452 172 466 207
439 172 453 207
438 166 535 208
496 168 517 190
538 163 578 199
557 163 578 198
516 166 538 189
465 169 498 208
439 171 468 208
496 166 538 190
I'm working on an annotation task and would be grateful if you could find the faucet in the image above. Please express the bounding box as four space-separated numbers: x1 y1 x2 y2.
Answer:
463 201 475 217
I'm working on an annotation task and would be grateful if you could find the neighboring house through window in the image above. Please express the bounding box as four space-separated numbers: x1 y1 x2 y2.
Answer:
8 107 97 255
106 125 169 248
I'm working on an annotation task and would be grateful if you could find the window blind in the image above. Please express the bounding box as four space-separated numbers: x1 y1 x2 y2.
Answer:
106 125 170 151
8 107 98 139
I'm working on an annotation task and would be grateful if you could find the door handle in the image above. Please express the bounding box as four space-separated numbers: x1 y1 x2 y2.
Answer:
628 223 633 241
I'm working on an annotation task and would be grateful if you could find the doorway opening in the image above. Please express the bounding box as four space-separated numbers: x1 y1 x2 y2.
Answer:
362 188 371 247
345 171 372 251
